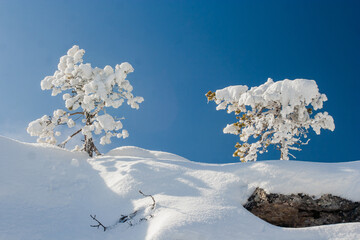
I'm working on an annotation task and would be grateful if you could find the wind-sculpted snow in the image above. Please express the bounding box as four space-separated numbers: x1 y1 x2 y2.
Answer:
0 136 359 239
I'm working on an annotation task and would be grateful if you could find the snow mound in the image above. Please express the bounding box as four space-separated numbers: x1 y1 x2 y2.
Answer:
0 135 359 240
107 146 189 161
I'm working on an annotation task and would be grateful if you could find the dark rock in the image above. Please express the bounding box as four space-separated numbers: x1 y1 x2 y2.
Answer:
244 188 360 227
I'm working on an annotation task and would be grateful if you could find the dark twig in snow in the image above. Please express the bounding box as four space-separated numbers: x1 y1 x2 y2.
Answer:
90 190 156 232
90 215 107 231
139 190 156 210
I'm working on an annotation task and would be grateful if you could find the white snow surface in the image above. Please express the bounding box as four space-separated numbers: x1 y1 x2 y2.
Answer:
0 135 359 240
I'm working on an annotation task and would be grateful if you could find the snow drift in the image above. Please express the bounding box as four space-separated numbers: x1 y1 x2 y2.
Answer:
0 135 359 239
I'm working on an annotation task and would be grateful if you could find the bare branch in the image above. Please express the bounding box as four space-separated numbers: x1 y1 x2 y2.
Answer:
90 215 107 231
139 190 156 210
69 112 84 116
58 128 82 148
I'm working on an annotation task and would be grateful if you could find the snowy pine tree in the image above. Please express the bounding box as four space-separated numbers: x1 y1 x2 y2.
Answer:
206 78 335 162
27 45 144 157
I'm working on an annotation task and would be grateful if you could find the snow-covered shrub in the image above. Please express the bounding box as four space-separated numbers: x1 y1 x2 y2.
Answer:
206 78 335 162
27 45 144 157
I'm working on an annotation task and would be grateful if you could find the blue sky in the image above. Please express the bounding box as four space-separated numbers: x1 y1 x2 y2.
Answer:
0 0 359 163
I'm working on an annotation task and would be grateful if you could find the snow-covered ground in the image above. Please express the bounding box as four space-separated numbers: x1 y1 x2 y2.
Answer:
0 135 359 240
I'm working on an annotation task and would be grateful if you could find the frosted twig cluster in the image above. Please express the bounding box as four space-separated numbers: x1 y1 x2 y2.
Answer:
206 78 335 161
27 45 143 157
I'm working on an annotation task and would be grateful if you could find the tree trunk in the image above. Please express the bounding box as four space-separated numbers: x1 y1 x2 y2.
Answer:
84 112 101 157
84 135 100 157
280 141 289 160
280 141 285 160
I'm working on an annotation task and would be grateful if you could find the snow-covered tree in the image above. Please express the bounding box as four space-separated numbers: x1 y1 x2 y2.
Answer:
27 45 144 157
206 78 335 162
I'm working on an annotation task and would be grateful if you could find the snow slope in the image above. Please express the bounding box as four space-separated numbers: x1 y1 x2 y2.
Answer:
0 135 359 240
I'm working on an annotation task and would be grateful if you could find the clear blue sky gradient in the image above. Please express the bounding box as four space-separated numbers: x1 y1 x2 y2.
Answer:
0 0 359 163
